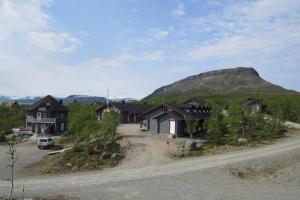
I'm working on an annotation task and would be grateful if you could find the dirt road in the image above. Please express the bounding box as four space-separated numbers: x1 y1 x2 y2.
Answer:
1 125 300 199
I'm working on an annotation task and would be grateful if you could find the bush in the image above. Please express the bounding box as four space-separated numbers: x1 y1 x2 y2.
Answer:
73 144 83 153
84 143 95 155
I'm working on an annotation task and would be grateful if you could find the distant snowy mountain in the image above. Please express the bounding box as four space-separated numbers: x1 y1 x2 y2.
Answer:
0 96 12 101
0 95 138 105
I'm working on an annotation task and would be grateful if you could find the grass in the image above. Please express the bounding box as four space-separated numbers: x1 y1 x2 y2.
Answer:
25 150 114 175
229 166 281 181
177 131 288 158
24 135 122 175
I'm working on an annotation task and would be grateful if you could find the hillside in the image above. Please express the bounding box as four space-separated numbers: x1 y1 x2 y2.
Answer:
144 67 299 101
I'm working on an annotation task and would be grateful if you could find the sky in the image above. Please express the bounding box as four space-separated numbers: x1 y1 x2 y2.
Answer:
0 0 299 99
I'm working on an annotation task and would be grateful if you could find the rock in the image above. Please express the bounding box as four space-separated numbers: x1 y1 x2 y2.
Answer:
185 141 197 151
185 140 203 151
111 153 125 161
195 142 203 149
100 152 112 160
238 138 248 143
168 134 176 139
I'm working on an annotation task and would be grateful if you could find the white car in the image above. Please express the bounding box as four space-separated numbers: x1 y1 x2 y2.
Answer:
37 137 55 149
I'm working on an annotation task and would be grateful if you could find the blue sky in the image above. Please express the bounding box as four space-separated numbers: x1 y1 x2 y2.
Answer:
0 0 299 99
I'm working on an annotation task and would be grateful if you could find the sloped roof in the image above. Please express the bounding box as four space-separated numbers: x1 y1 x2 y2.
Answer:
140 100 211 121
96 102 155 114
26 95 68 112
153 110 184 121
168 105 210 120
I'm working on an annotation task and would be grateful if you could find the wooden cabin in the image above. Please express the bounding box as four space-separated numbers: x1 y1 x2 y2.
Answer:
26 95 68 134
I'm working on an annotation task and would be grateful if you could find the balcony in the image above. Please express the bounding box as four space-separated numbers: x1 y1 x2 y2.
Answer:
26 116 56 124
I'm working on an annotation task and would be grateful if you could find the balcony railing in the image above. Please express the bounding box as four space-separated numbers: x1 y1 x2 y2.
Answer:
26 117 56 124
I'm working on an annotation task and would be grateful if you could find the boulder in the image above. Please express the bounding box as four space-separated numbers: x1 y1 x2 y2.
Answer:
167 134 176 139
238 138 248 143
185 140 204 151
111 153 125 161
185 141 197 151
100 152 112 160
195 142 203 149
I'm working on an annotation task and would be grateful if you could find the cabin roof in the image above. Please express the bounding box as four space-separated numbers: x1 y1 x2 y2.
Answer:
96 102 155 114
26 95 68 112
153 110 185 121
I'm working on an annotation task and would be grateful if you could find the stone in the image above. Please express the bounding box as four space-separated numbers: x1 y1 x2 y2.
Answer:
185 140 203 151
185 140 197 151
238 138 248 143
168 134 176 139
100 152 112 160
195 142 203 149
111 153 125 161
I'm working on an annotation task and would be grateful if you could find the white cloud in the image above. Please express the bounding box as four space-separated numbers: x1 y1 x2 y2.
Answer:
28 32 81 53
181 0 300 66
152 29 169 39
0 0 50 40
0 0 80 53
172 2 185 17
0 50 165 98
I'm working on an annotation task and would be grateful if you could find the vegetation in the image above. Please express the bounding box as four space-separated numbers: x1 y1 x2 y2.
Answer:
186 118 198 139
67 103 121 154
145 94 300 123
205 106 223 144
41 103 123 173
0 104 25 135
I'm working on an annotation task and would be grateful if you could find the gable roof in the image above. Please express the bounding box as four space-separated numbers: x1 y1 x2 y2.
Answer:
26 95 68 112
153 110 184 121
167 105 211 120
96 102 155 114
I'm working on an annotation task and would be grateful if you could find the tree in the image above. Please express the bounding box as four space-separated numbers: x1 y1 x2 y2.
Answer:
226 104 244 139
205 106 224 144
6 135 17 199
92 110 121 152
186 118 198 139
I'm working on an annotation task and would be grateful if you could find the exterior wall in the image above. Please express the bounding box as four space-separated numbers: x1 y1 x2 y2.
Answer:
26 110 67 134
142 108 163 132
97 106 139 124
157 115 177 135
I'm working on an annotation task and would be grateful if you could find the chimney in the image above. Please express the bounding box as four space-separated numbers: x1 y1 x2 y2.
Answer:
59 99 63 105
122 100 126 104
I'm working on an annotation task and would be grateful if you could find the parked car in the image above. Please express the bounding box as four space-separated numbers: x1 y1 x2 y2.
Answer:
37 137 55 149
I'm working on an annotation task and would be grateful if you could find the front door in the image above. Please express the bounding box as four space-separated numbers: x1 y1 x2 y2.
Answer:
170 120 176 135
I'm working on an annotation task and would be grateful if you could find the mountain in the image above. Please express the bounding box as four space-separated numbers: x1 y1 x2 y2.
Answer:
0 94 138 105
0 96 42 105
0 96 12 102
15 96 42 105
63 95 107 104
144 67 299 101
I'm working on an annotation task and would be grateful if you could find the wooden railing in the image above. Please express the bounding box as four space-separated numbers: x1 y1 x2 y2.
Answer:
26 117 56 124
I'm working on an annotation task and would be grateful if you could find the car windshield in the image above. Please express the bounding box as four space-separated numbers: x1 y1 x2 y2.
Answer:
39 139 48 142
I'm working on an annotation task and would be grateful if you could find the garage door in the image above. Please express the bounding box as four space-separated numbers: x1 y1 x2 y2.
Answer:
170 120 176 135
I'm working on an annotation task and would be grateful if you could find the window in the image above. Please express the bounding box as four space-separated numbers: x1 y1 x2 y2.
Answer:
37 112 41 118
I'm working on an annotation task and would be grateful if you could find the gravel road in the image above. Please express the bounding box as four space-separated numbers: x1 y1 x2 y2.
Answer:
0 125 300 199
0 138 51 180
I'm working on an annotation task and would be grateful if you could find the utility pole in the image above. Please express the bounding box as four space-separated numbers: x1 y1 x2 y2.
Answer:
106 88 110 110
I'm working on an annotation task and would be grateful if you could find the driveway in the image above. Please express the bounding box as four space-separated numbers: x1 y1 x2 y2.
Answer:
118 124 175 169
0 137 55 180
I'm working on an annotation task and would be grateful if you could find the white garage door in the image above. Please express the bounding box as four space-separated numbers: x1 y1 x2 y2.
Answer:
170 120 176 135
